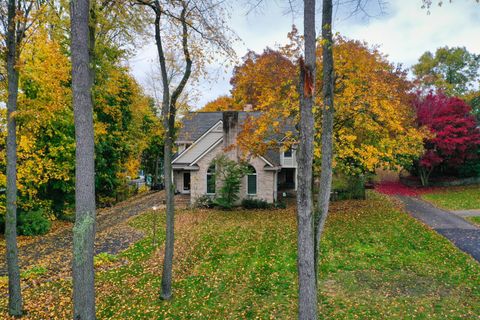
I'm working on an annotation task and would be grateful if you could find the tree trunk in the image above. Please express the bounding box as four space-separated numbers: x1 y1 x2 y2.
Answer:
314 0 334 279
152 4 175 300
70 0 97 319
5 0 22 316
297 0 317 319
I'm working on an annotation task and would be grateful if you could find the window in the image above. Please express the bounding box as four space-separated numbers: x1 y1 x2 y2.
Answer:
284 148 293 158
206 164 216 194
247 166 257 195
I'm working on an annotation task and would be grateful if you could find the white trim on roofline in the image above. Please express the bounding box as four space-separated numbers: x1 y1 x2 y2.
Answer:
190 137 223 166
259 155 274 167
172 120 223 164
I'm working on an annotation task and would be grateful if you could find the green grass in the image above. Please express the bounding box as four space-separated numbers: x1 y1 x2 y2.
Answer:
95 193 480 319
467 216 480 227
422 185 480 210
2 193 479 319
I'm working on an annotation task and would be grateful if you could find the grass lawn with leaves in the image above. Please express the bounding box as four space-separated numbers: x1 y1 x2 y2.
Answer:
467 216 480 227
421 185 480 210
1 192 479 319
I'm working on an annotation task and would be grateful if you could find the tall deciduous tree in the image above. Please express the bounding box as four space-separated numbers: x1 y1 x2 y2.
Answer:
4 0 22 315
414 92 480 186
70 0 96 318
313 0 334 280
1 0 40 315
296 0 317 318
135 0 235 300
413 46 480 96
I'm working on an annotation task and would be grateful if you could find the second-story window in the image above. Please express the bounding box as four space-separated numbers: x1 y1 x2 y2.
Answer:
284 148 293 158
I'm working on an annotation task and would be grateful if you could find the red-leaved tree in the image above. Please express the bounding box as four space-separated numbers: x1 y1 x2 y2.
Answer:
414 92 480 185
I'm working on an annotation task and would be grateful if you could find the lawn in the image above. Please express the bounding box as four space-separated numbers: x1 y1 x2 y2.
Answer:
421 185 480 210
467 216 480 227
1 192 479 319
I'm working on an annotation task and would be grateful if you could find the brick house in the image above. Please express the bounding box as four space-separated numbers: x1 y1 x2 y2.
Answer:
172 111 297 205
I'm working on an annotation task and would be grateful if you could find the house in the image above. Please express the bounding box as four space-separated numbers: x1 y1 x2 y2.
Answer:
172 111 297 205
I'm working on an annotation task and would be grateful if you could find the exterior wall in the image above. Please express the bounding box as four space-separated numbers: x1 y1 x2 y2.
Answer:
280 148 297 167
239 157 276 203
190 142 224 203
188 145 276 204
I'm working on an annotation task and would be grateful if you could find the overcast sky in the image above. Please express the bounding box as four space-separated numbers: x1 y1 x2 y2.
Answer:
129 1 480 109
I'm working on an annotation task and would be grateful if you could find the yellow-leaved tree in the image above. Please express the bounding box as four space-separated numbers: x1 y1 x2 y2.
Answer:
209 31 426 176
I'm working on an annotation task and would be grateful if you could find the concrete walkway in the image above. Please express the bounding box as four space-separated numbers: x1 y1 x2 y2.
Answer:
398 196 480 262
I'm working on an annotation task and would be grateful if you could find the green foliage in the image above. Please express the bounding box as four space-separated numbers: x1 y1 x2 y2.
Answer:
241 198 272 209
212 155 250 210
413 46 480 96
94 253 118 268
467 216 480 227
332 174 366 200
21 265 47 279
17 208 51 236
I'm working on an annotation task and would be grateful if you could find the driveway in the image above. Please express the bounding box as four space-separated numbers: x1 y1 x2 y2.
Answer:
398 196 480 262
0 191 164 276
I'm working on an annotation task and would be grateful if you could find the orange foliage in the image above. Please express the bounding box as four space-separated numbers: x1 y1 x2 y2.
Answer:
200 95 239 111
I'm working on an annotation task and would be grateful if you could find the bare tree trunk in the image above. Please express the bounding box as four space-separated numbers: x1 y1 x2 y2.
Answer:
314 0 334 278
297 0 317 318
71 0 97 318
149 2 192 300
5 0 22 315
152 2 174 300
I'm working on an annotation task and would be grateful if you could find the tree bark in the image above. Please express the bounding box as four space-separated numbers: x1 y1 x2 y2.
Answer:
71 0 97 319
152 2 174 300
5 0 22 315
314 0 334 278
297 0 317 319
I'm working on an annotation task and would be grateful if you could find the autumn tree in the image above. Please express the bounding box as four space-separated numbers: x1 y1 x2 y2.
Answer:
413 46 480 96
201 95 238 111
229 35 424 176
315 38 425 175
135 0 236 300
414 92 480 185
0 0 43 315
231 48 297 111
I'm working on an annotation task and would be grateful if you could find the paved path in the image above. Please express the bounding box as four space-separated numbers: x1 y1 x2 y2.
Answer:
398 196 480 262
0 191 164 276
453 209 480 217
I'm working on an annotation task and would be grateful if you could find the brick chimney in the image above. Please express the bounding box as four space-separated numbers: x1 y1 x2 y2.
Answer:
222 111 239 160
243 104 253 112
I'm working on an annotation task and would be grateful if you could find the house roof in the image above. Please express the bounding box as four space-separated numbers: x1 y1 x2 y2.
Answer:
177 112 225 142
176 111 297 167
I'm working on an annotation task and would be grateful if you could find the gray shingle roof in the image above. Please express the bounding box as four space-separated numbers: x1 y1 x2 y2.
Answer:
177 112 223 142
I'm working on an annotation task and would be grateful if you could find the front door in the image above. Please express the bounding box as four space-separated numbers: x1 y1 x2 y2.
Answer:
183 172 191 193
285 168 295 189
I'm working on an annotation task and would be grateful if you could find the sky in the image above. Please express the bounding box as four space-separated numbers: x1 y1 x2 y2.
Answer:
129 1 480 109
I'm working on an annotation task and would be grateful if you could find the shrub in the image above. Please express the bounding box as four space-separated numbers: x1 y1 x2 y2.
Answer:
241 198 272 209
194 195 214 209
274 200 287 209
332 174 366 201
213 155 250 210
17 208 51 236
